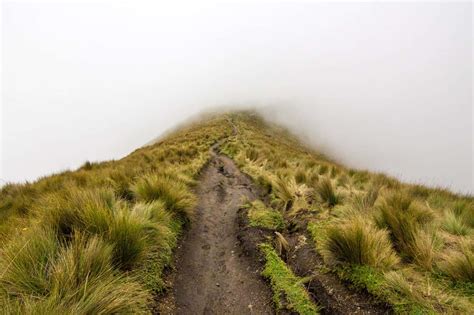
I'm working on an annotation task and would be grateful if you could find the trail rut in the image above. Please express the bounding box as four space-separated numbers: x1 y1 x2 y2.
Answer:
161 146 274 314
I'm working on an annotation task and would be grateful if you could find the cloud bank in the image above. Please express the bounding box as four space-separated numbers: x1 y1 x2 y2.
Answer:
2 2 472 193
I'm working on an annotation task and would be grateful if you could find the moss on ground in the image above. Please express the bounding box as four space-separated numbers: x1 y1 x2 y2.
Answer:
259 243 320 315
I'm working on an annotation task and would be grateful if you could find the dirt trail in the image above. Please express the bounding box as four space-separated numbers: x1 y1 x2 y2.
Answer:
163 145 274 314
157 119 390 314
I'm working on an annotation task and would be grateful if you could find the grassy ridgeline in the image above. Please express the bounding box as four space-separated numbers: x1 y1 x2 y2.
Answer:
0 115 231 313
1 111 472 314
221 112 474 314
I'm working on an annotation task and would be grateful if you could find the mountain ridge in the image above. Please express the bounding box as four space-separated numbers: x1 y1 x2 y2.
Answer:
0 111 472 314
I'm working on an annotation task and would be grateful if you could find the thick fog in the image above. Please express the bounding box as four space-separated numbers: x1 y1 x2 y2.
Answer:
2 2 472 194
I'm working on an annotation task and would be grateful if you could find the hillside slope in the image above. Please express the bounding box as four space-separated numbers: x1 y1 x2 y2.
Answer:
0 112 473 314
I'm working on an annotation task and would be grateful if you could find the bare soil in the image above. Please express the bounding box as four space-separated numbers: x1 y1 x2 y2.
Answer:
157 147 274 314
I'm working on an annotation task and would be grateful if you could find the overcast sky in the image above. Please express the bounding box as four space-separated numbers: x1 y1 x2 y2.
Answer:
2 2 472 194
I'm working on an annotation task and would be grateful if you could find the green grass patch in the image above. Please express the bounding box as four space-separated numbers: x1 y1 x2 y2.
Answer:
336 265 431 314
247 200 284 230
259 243 320 315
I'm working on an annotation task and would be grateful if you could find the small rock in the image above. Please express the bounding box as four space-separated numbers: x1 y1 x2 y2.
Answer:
216 283 220 287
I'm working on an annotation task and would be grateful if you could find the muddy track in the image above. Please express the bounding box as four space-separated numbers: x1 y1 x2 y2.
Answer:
158 144 274 314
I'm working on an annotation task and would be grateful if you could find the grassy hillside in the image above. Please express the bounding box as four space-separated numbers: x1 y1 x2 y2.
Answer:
1 111 472 314
0 115 231 313
222 112 474 314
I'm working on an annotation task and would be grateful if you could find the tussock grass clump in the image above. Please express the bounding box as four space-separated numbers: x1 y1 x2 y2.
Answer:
111 200 183 271
133 202 182 293
318 165 328 175
107 168 136 200
46 233 149 314
270 176 311 214
37 187 174 270
410 229 439 271
335 174 349 188
383 271 428 311
352 187 379 211
408 185 432 199
350 170 370 186
0 230 149 313
376 192 437 269
0 183 36 218
308 172 319 185
109 208 148 269
304 159 316 168
438 240 474 282
294 168 308 184
245 147 260 161
322 217 399 269
442 210 471 236
39 187 116 237
260 243 320 314
51 233 114 287
247 200 284 230
272 176 296 211
0 227 59 297
371 173 400 189
132 173 196 220
452 200 474 228
314 177 341 207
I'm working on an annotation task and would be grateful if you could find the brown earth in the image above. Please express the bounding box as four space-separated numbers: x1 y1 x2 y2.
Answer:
157 145 274 314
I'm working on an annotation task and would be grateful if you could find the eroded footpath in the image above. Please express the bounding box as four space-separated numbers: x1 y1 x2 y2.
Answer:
158 147 274 314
